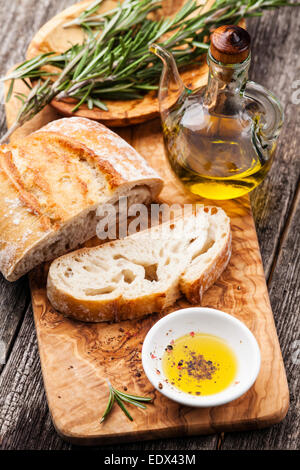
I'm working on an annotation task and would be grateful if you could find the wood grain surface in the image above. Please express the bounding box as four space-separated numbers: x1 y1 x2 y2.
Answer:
0 0 299 451
29 165 289 446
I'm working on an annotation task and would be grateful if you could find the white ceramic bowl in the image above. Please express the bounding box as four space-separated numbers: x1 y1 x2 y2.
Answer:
142 307 261 407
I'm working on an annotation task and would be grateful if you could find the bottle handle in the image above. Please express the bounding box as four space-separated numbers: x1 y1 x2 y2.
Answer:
243 80 284 142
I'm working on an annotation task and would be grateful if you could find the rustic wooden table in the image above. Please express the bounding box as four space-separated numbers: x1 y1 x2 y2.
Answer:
0 0 299 451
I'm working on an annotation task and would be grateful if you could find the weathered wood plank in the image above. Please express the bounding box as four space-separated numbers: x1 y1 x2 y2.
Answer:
0 0 299 450
0 276 29 373
0 304 70 450
247 7 300 279
0 0 73 72
92 434 218 451
221 187 300 450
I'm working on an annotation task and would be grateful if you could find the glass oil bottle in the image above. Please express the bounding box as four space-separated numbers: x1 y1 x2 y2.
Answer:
151 25 283 200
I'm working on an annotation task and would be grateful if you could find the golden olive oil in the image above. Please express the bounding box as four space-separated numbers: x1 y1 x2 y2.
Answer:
162 332 238 396
163 111 274 200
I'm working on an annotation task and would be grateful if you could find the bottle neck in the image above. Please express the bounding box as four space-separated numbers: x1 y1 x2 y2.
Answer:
204 50 250 108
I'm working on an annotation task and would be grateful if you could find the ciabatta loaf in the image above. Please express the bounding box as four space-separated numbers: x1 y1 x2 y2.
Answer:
0 117 163 281
47 206 231 322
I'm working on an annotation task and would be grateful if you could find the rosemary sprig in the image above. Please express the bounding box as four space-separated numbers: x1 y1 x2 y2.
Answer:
1 0 299 143
100 379 152 423
64 0 106 29
64 0 162 31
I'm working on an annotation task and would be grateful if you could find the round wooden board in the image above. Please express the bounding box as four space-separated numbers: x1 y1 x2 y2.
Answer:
26 0 217 126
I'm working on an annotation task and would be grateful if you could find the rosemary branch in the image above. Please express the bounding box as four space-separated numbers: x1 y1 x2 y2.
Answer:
1 0 299 143
100 379 152 423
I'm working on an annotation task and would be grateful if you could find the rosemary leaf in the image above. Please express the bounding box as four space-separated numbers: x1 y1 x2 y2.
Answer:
114 393 134 421
14 94 26 103
115 390 153 402
93 98 109 110
192 41 210 49
6 79 14 102
100 387 115 423
71 82 94 112
114 393 147 409
73 47 90 80
100 380 152 423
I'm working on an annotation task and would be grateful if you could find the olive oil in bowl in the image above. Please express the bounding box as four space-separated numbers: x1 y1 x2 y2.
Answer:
162 332 238 396
142 307 261 407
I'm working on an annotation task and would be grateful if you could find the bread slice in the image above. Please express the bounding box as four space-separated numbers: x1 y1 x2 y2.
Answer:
47 206 231 322
0 117 163 281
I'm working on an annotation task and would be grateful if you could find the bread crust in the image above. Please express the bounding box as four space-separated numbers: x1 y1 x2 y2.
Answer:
47 276 167 323
0 117 163 281
179 231 232 304
47 208 232 323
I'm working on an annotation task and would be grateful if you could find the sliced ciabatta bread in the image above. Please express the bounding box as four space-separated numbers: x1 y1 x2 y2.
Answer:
47 206 231 322
0 117 163 281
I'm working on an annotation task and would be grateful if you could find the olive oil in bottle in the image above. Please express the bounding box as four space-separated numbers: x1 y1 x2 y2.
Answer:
152 25 283 200
163 107 274 200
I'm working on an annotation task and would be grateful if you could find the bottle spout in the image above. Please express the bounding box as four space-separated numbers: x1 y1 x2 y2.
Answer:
150 43 185 118
149 43 163 57
150 44 184 90
150 43 178 63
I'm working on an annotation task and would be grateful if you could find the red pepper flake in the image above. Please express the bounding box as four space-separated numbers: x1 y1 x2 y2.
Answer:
170 339 175 345
234 381 240 385
158 382 163 389
190 331 195 337
156 369 161 375
150 353 157 359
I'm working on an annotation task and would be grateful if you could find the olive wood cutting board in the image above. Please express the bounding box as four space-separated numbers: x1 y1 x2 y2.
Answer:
4 9 288 448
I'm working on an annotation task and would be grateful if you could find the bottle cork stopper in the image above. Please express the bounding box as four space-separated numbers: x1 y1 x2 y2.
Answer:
210 25 251 64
